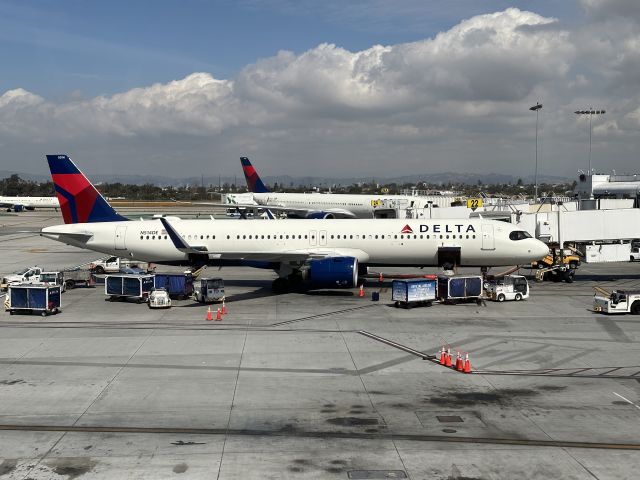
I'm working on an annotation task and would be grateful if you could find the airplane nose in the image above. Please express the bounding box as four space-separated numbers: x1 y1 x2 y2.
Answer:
532 240 549 260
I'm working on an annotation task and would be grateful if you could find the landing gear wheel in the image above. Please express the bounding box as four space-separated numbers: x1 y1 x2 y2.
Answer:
272 277 290 294
497 293 506 302
631 301 640 315
515 293 522 301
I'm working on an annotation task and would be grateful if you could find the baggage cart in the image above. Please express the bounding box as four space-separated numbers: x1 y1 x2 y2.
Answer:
105 274 155 303
392 278 437 308
154 272 194 299
6 284 61 316
438 274 483 304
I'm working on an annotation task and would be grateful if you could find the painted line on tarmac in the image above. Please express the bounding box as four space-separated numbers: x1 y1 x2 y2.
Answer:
613 392 640 411
270 304 378 327
0 423 638 450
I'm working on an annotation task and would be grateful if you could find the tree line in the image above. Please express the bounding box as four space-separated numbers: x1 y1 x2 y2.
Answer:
0 173 576 200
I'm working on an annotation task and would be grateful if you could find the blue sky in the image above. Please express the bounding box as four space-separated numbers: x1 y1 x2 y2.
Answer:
0 0 580 98
1 0 639 180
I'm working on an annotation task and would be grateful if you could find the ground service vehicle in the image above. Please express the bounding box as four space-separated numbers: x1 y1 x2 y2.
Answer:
391 278 437 308
105 274 155 303
91 257 151 274
593 290 640 315
631 247 639 262
532 247 580 283
437 275 483 303
1 267 43 290
486 275 529 302
154 272 194 299
193 277 225 303
148 288 172 309
6 284 61 316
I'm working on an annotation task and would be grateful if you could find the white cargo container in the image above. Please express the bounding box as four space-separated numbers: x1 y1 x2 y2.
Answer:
585 243 632 263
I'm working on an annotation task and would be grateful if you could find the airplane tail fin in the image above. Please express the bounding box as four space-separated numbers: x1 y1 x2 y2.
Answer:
46 154 127 224
240 157 269 193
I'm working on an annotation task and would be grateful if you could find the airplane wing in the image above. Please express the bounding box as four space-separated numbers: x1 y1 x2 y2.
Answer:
160 218 369 263
172 201 357 219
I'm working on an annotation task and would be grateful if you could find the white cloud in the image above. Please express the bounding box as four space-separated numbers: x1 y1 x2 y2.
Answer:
1 7 639 177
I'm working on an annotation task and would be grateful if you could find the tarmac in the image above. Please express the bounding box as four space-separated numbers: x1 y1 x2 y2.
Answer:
1 210 640 479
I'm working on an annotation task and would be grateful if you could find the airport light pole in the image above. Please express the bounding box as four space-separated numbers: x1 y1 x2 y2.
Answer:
574 108 605 175
529 103 542 202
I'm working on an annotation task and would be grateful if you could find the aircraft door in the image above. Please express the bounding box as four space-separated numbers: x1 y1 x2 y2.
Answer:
115 226 127 250
309 230 317 246
319 230 327 246
481 224 495 250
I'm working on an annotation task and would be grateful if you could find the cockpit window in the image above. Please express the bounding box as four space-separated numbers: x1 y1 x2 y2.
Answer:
509 230 532 241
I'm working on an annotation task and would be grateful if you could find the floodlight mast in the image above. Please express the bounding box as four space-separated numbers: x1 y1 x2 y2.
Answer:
574 108 606 175
529 102 542 202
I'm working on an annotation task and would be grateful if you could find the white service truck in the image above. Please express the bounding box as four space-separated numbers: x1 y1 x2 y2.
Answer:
593 290 640 315
1 267 43 291
486 274 530 302
90 256 151 274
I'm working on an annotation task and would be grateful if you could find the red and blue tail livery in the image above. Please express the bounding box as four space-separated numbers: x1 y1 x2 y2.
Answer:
46 155 127 224
240 156 270 193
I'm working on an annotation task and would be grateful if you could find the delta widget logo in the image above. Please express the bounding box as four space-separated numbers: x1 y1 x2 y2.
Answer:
401 225 413 234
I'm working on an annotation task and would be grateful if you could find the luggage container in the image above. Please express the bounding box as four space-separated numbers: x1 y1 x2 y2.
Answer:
154 272 194 299
6 284 61 316
392 278 437 308
193 277 225 303
438 274 483 304
105 274 155 303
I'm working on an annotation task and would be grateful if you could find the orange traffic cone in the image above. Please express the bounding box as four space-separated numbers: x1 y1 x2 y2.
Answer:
463 353 471 374
455 351 463 371
439 346 446 365
445 347 452 368
216 308 222 321
359 285 365 297
206 306 213 321
221 299 227 315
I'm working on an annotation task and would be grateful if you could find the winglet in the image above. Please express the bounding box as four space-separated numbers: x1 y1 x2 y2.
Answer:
46 154 127 224
240 157 270 193
160 218 208 253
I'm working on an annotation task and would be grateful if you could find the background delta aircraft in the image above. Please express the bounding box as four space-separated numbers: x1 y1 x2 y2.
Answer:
0 195 59 212
238 156 447 219
41 155 548 292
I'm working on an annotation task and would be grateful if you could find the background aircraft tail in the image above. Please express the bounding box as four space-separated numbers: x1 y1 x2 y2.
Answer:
240 157 270 193
46 154 128 224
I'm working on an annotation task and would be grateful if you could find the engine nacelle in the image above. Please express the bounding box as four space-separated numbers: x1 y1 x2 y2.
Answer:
308 256 358 288
12 205 24 212
306 212 335 219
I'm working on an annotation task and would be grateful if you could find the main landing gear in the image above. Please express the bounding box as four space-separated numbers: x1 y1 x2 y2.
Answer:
271 272 305 294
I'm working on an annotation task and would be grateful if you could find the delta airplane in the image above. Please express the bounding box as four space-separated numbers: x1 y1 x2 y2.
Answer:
41 155 548 292
238 157 446 219
0 195 59 212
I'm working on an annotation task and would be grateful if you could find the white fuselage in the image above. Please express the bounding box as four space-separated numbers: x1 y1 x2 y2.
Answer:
252 192 449 218
0 196 60 209
42 218 548 268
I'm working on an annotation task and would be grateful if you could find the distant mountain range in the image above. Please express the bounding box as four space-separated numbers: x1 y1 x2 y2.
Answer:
0 170 571 187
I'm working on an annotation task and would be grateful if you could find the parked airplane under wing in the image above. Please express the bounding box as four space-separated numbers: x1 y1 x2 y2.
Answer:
41 154 549 292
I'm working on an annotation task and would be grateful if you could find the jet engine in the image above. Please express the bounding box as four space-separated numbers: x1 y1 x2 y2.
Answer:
308 256 358 288
306 212 336 219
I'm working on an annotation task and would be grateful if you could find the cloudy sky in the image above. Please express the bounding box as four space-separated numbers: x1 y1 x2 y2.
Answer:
0 0 639 180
